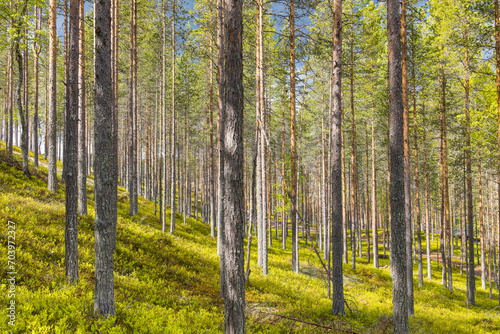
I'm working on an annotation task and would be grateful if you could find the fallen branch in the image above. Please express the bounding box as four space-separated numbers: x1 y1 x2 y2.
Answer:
255 310 361 333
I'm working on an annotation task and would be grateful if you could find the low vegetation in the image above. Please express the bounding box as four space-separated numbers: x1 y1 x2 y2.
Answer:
0 144 498 333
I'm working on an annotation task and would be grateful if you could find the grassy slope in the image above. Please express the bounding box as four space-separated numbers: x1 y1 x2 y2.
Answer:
0 142 498 333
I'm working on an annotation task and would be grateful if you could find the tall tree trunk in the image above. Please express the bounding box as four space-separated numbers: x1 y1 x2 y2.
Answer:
33 5 40 167
222 0 246 331
494 0 500 308
290 0 299 274
94 0 117 315
412 64 423 288
209 28 215 238
78 0 87 216
170 0 177 234
64 0 80 283
371 116 378 268
349 17 358 269
128 0 138 217
388 0 408 331
401 0 414 315
331 0 345 315
464 28 475 307
62 0 68 182
479 154 486 290
217 0 226 298
256 0 267 274
281 92 286 250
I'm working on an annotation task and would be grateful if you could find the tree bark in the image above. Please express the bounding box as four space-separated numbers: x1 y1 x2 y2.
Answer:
371 116 378 268
128 0 138 217
290 0 299 274
64 0 80 284
170 0 177 234
33 5 41 167
388 0 408 331
464 28 475 307
78 0 88 216
494 0 500 308
94 0 117 315
222 0 246 331
401 0 414 315
479 154 486 290
331 0 345 315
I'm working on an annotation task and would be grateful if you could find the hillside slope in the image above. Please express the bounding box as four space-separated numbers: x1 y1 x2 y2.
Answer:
0 143 498 333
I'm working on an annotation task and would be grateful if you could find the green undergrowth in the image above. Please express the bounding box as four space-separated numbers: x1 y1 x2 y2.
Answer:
0 142 499 333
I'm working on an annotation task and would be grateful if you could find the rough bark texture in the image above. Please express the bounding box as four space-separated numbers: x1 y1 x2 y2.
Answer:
78 0 88 216
331 0 345 316
128 0 138 217
222 0 246 332
464 29 475 307
495 0 500 308
217 0 226 297
371 117 378 268
478 156 486 290
94 0 117 315
290 0 299 275
170 0 176 235
401 0 413 316
33 5 40 167
65 0 80 284
387 0 408 332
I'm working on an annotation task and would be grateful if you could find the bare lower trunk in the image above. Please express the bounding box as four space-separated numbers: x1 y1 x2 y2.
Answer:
78 0 87 216
388 0 408 331
94 0 116 315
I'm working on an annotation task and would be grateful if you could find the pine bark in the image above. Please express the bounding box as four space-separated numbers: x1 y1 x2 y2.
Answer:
388 0 408 331
222 0 246 331
33 5 41 167
64 0 80 283
401 0 414 315
290 0 299 274
128 0 138 217
479 155 486 290
464 28 475 307
494 0 500 308
371 116 378 268
94 0 117 315
78 0 88 216
331 0 345 315
170 0 176 234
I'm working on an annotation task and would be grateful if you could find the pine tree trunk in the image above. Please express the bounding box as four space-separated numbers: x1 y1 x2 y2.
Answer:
401 0 414 315
479 154 486 290
290 0 299 274
128 0 138 217
331 0 345 315
494 0 500 308
94 0 117 314
388 0 408 331
33 5 40 167
78 0 87 216
464 28 475 307
170 0 176 234
371 116 378 268
64 0 80 283
222 0 246 330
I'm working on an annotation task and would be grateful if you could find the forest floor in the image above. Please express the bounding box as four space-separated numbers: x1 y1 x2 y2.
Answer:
0 141 499 333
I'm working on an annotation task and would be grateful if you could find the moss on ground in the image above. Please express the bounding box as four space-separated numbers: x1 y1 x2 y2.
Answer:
0 142 498 333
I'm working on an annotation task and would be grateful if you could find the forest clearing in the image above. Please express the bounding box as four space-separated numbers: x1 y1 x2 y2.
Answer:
1 0 500 333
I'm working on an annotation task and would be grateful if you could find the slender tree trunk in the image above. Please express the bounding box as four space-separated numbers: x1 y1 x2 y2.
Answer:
371 116 378 268
401 0 414 315
48 1 58 187
222 0 246 331
170 0 177 234
412 76 423 288
94 0 116 315
388 0 408 331
281 92 286 250
78 0 87 216
330 0 345 315
128 0 138 217
290 0 299 274
494 0 500 308
33 5 40 167
479 154 486 290
464 28 475 307
64 0 80 283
